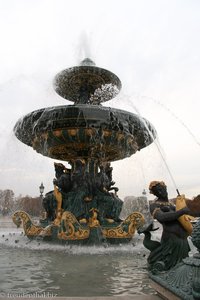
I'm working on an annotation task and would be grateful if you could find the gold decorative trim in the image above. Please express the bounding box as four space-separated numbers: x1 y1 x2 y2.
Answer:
12 211 51 237
53 185 63 226
12 210 144 242
102 130 112 137
85 128 95 136
102 212 144 239
53 130 62 137
57 211 90 240
176 194 194 236
68 129 78 136
88 208 100 228
116 133 124 141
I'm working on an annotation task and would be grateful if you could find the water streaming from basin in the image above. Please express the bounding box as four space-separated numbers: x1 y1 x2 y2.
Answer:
109 94 180 194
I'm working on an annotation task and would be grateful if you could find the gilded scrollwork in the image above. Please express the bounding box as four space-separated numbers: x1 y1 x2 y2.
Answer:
12 210 144 242
57 211 90 240
102 212 144 239
12 211 51 237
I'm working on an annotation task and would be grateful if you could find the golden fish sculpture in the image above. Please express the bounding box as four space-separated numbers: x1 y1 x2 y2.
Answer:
176 194 195 236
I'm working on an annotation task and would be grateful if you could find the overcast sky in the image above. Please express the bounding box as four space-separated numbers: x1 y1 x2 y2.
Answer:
0 0 200 200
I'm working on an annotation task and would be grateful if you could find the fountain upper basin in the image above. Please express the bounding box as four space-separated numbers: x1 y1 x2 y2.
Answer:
14 104 157 162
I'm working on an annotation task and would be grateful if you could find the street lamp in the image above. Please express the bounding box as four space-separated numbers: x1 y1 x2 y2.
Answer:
142 189 147 196
39 182 45 198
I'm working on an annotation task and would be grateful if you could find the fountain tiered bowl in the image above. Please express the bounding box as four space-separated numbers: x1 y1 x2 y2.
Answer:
13 58 157 245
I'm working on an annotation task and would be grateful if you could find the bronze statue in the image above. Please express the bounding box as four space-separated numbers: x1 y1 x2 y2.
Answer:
94 162 123 222
53 162 72 193
140 181 199 272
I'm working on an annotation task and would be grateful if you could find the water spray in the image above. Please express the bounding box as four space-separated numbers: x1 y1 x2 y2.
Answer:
141 94 200 148
121 95 180 195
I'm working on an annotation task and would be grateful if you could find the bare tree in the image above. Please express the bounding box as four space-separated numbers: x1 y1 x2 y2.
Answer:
15 195 43 217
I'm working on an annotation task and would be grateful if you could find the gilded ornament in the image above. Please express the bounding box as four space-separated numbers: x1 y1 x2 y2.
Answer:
102 212 144 239
57 211 90 240
12 211 51 237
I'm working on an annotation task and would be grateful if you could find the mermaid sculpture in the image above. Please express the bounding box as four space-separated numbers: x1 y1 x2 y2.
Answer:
140 181 200 272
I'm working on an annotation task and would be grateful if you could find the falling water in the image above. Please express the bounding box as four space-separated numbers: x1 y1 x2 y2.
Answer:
112 94 180 194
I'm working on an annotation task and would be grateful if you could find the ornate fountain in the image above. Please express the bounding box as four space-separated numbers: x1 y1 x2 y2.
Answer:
12 58 157 244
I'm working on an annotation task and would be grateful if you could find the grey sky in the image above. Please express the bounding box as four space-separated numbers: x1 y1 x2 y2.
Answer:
0 0 200 200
